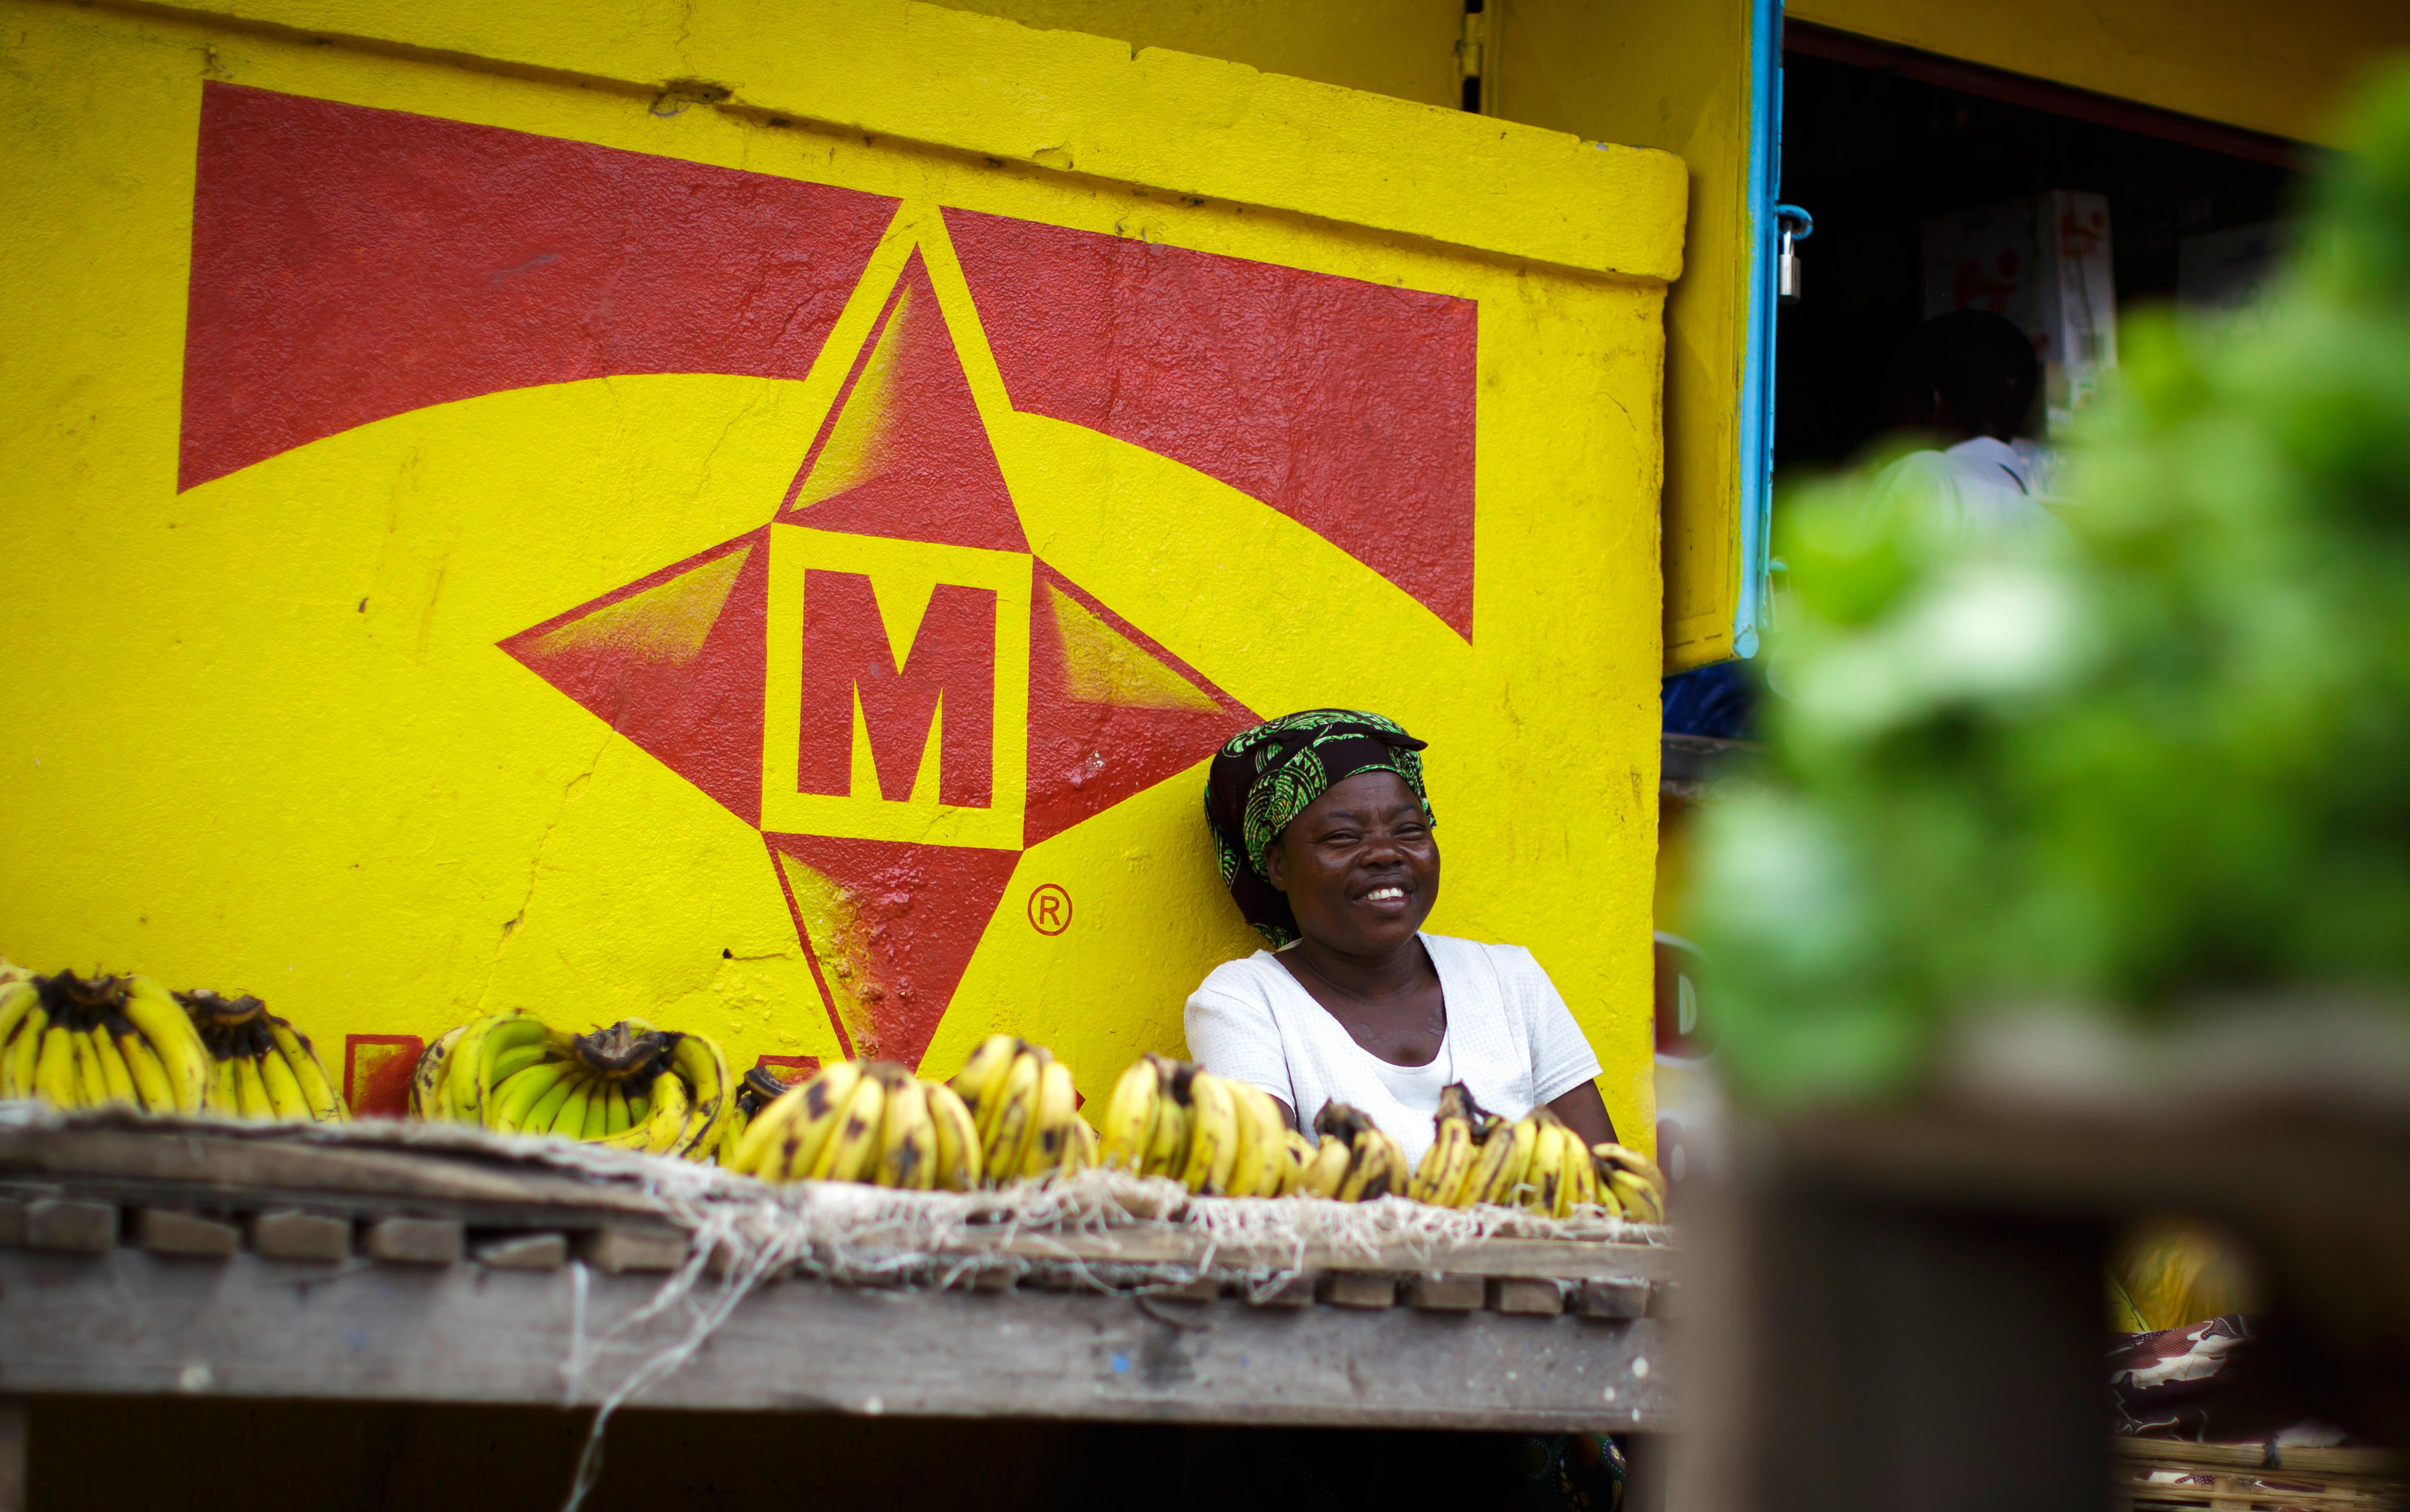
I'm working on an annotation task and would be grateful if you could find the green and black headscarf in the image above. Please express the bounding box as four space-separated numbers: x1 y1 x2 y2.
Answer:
1204 710 1434 947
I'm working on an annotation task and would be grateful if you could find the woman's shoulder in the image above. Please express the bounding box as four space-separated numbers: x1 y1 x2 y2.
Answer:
1189 949 1291 1003
1421 934 1556 996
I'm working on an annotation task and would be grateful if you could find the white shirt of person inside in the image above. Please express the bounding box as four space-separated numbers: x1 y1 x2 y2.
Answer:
1866 434 2067 540
1183 932 1602 1169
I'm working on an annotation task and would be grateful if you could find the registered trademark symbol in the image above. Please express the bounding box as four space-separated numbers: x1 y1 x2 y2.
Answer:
1027 884 1072 936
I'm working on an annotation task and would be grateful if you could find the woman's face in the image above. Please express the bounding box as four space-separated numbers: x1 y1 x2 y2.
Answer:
1263 769 1439 956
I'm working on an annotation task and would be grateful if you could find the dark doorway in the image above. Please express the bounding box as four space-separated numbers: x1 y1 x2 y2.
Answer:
1771 33 2308 475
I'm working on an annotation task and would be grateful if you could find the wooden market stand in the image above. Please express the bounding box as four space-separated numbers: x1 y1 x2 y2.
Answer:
0 1119 1674 1504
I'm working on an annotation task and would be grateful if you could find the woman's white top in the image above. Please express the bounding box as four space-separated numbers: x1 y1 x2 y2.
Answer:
1183 933 1603 1169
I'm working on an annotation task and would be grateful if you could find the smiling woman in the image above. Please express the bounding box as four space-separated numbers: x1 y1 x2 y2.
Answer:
1186 711 1613 1168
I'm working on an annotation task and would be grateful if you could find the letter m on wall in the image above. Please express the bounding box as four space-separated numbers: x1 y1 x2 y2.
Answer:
760 526 1031 850
797 570 995 807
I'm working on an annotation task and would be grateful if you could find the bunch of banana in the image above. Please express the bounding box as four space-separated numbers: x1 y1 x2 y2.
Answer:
1290 1101 1410 1201
1406 1082 1669 1218
1589 1142 1668 1223
718 1063 804 1163
723 1058 989 1190
180 988 348 1122
1095 1052 1300 1196
0 970 212 1116
410 1011 732 1160
945 1036 1099 1186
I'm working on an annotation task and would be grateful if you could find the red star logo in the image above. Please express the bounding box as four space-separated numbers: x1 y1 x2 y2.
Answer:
497 242 1257 1069
178 86 1479 1079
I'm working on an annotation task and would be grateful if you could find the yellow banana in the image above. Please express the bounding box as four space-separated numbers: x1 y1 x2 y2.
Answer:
588 1068 677 1152
876 1076 938 1189
258 1042 312 1120
1062 1115 1098 1174
1561 1137 1600 1213
490 1059 570 1134
69 1028 110 1108
759 1060 863 1181
466 1014 549 1125
1297 1134 1351 1198
1415 1118 1476 1205
487 1040 550 1089
232 1053 274 1120
601 1082 631 1137
1097 1057 1161 1171
440 1012 511 1122
4 1006 47 1101
982 1049 1045 1182
725 1079 808 1178
948 1034 1022 1145
1338 1128 1406 1202
88 1026 139 1108
1591 1142 1667 1191
114 1028 177 1113
264 1020 345 1121
664 1031 732 1160
1486 1117 1546 1206
407 1024 466 1119
926 1080 984 1192
638 1067 690 1155
812 1071 889 1182
1463 1114 1534 1207
1021 1059 1080 1179
548 1076 596 1137
1412 1084 1488 1204
1527 1121 1568 1214
580 1082 613 1140
519 1069 579 1136
1179 1072 1241 1195
209 1057 239 1115
1276 1129 1318 1196
33 1026 78 1108
1141 1057 1194 1178
120 976 211 1116
1589 1167 1627 1220
1224 1081 1286 1198
0 982 37 1060
1606 1168 1664 1224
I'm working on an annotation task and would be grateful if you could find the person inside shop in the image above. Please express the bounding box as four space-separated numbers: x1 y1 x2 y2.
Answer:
1183 710 1615 1172
1867 308 2065 537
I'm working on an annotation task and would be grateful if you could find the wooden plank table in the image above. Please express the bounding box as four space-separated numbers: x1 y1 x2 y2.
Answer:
0 1246 1671 1431
0 1116 1677 1478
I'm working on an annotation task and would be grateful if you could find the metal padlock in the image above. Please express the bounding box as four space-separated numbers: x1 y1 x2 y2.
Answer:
1774 204 1814 305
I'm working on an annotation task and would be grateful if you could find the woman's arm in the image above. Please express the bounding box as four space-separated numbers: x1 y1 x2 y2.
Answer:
1545 1080 1617 1148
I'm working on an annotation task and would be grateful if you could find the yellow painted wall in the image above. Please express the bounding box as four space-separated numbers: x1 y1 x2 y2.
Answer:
931 0 1467 111
1789 0 2410 148
0 0 1679 1145
1497 0 1754 670
944 0 1753 670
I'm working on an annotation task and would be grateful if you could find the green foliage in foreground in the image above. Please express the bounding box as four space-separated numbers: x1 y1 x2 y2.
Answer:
1694 69 2410 1106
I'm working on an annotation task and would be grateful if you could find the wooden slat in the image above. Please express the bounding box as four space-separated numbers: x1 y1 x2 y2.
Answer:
2111 1439 2402 1478
0 1249 1673 1431
0 1125 1672 1285
0 1128 666 1219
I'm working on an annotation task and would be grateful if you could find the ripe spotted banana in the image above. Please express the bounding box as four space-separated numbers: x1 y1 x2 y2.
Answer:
948 1034 1022 1146
1097 1057 1160 1171
1180 1072 1241 1195
1019 1059 1080 1180
981 1049 1045 1182
925 1080 984 1191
